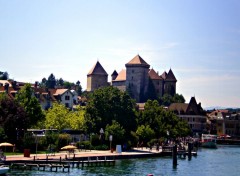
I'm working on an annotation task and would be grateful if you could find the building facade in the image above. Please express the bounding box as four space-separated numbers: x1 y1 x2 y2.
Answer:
168 97 207 135
87 55 177 102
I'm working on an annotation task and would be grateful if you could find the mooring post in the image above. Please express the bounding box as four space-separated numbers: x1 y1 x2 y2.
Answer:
172 144 177 166
188 142 192 160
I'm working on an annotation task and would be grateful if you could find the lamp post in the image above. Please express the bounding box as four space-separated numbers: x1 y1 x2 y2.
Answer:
100 128 104 143
109 135 113 153
167 130 169 144
32 132 38 158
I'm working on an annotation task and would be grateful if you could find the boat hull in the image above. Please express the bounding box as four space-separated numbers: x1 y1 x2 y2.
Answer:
201 141 217 148
0 167 9 174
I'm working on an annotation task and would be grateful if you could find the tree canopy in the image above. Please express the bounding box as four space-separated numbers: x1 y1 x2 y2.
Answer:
159 93 185 106
15 83 45 128
0 94 29 143
137 100 191 140
85 86 137 136
0 71 9 80
45 103 86 131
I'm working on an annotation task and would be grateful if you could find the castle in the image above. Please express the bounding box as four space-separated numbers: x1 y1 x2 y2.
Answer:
87 55 177 103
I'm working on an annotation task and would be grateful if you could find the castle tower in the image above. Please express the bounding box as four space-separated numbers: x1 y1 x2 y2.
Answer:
125 55 150 102
111 70 118 81
164 69 177 96
87 61 108 91
148 68 164 99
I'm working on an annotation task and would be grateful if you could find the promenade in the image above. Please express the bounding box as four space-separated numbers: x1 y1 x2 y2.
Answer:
6 147 162 162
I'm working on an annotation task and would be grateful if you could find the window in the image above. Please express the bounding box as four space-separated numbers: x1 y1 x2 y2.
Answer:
132 70 134 73
65 103 69 108
65 96 70 100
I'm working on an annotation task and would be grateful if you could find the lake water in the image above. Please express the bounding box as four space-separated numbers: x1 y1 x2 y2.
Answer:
7 145 240 176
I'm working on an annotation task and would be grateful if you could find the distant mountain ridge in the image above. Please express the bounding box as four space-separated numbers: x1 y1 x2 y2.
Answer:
204 106 240 111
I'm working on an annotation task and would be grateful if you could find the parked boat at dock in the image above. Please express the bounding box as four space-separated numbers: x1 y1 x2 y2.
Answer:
201 134 217 148
0 165 9 174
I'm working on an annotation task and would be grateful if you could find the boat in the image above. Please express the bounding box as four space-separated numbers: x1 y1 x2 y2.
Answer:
0 165 9 174
201 134 217 148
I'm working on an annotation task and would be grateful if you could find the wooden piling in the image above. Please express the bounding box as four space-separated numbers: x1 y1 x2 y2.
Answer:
172 144 177 166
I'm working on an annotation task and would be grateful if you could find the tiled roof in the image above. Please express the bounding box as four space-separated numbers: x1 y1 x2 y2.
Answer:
169 103 189 113
114 69 126 81
126 55 150 66
161 71 168 79
166 69 177 81
48 89 68 96
148 68 162 80
111 70 118 76
87 61 108 76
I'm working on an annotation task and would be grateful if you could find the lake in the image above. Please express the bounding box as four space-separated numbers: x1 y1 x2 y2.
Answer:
7 145 240 176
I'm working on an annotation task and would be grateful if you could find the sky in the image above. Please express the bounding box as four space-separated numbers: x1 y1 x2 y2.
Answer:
0 0 240 108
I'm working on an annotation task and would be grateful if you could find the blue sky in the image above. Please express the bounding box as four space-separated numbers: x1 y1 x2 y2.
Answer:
0 0 240 108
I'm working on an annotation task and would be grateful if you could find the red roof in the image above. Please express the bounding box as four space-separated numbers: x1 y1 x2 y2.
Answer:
87 61 108 76
166 69 177 81
126 55 150 67
114 69 126 81
148 68 162 80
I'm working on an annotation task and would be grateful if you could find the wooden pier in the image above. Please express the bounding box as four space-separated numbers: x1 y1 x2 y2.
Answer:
7 156 115 173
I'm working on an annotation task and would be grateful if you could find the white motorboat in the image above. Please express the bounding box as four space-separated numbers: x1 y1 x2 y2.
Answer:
201 134 217 148
0 166 9 174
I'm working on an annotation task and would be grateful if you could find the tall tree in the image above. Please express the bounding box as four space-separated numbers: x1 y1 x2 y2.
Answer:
16 83 45 128
58 78 64 87
76 80 82 96
45 103 86 131
63 81 74 89
46 73 56 89
0 71 9 80
85 86 137 137
159 93 185 106
137 99 191 139
0 94 29 143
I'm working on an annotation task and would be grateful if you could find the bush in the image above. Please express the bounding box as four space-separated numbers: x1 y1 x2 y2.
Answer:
76 141 91 150
92 144 108 150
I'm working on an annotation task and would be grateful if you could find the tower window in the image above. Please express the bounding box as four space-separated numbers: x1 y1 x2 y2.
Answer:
132 70 134 73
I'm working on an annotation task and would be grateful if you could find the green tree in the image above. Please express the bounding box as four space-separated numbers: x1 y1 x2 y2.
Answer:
137 100 164 138
45 103 71 130
159 93 185 106
76 80 82 96
58 78 64 87
136 125 155 144
137 99 190 139
85 86 136 138
15 83 44 128
45 103 86 131
63 81 74 89
0 71 9 80
105 120 126 146
173 93 185 103
69 106 86 131
0 94 29 143
46 73 56 89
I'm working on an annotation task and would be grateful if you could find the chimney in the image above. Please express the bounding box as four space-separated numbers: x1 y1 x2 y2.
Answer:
35 81 38 88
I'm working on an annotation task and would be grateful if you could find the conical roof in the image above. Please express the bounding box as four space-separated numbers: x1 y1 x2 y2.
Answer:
87 61 108 76
148 69 162 80
111 70 118 76
161 71 168 80
126 55 150 67
114 69 126 81
166 69 177 81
